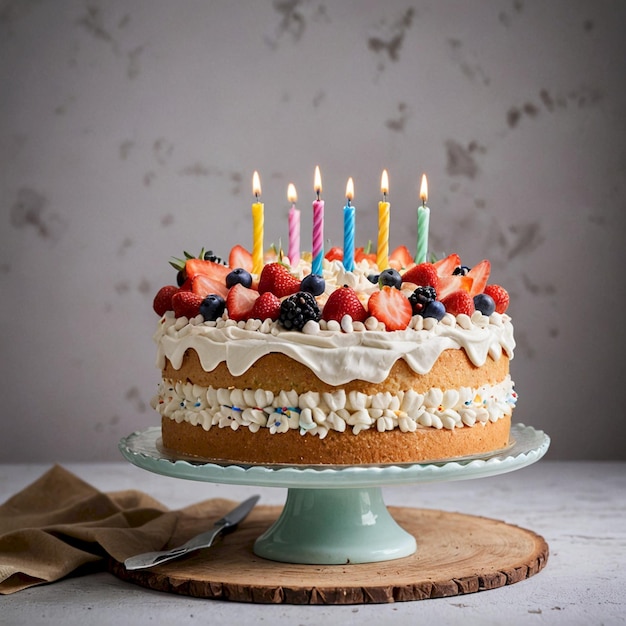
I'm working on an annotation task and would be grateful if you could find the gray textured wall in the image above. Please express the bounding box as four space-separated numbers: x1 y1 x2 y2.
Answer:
1 0 625 461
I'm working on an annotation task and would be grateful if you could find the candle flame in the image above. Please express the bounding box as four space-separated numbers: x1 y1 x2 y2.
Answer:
287 183 297 203
345 177 354 201
314 166 322 194
252 171 262 197
381 169 389 195
420 174 428 204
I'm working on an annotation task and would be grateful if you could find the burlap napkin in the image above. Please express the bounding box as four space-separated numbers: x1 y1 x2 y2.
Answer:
0 465 239 594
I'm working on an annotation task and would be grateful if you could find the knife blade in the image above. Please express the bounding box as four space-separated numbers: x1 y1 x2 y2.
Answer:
124 494 260 570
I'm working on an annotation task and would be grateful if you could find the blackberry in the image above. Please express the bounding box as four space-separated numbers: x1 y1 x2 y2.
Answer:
453 265 470 276
203 250 226 265
278 292 321 331
409 286 437 314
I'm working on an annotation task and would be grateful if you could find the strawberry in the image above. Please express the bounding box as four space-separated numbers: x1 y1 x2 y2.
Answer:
389 245 413 270
441 290 475 316
367 286 413 331
484 284 510 314
322 285 368 323
228 245 253 272
258 263 301 297
250 291 281 321
171 291 204 319
226 284 259 321
355 247 377 267
325 246 343 262
437 275 473 300
153 285 179 316
185 258 230 282
401 263 439 290
191 274 229 299
433 253 462 276
467 259 491 297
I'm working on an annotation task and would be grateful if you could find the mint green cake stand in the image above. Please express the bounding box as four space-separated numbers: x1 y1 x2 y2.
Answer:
119 424 549 565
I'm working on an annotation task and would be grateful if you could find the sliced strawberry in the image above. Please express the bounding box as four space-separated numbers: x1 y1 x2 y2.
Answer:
441 290 475 316
228 245 253 272
250 291 281 321
401 263 439 290
178 277 193 292
185 258 230 282
389 245 413 269
325 246 343 262
322 285 368 324
171 291 204 319
437 275 473 300
226 284 259 321
367 286 412 331
153 285 179 316
484 284 510 314
191 274 229 299
433 253 462 276
258 263 301 297
355 247 377 267
467 259 491 297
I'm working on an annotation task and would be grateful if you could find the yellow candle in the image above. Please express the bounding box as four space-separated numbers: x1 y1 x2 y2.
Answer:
377 169 390 270
251 171 264 274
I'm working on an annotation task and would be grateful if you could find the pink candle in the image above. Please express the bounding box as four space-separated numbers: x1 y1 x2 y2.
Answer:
287 183 300 266
312 166 324 275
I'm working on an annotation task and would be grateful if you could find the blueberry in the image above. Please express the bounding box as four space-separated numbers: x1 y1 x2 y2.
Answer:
300 273 325 296
367 273 380 284
226 268 252 288
409 286 437 314
199 294 226 321
473 293 496 316
453 265 470 276
422 300 446 321
176 270 186 287
378 268 402 289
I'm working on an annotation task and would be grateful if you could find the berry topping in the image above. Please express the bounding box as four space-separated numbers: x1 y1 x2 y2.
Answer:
322 285 368 324
258 263 301 298
355 246 377 267
473 293 496 316
453 265 470 276
483 284 510 314
226 268 253 289
176 270 186 287
325 246 343 262
467 259 491 297
199 294 226 321
153 285 179 316
191 274 229 299
422 300 446 321
278 292 321 331
436 274 473 300
203 250 226 264
367 286 413 331
441 290 475 317
171 291 204 319
388 244 413 270
226 284 260 322
408 286 437 314
228 245 253 272
378 268 402 289
433 253 462 276
185 257 231 283
251 291 282 321
402 262 439 289
367 273 380 284
300 273 326 296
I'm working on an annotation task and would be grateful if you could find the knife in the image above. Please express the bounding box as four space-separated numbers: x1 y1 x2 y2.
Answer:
124 494 260 570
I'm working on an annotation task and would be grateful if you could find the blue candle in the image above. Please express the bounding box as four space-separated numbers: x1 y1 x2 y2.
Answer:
343 177 355 272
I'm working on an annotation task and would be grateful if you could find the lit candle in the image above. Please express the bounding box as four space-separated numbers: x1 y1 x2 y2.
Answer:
343 177 355 272
415 174 430 264
377 169 390 270
287 183 300 266
251 171 264 274
312 166 324 275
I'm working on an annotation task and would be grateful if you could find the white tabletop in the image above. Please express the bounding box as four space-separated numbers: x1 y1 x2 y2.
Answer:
1 460 624 626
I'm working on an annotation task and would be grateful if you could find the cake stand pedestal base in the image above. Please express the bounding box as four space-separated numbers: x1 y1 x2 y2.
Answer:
253 487 416 564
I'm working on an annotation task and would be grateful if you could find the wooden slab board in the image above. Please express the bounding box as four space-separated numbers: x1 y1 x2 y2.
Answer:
109 505 548 605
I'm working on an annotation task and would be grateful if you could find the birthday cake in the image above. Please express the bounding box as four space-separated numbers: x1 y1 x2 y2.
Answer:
151 241 516 465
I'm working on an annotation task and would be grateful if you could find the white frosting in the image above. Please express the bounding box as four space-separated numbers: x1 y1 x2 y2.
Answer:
152 376 517 437
154 310 515 386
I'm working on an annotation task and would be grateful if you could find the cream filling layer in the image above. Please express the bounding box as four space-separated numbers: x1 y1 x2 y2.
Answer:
152 376 517 438
154 310 515 386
